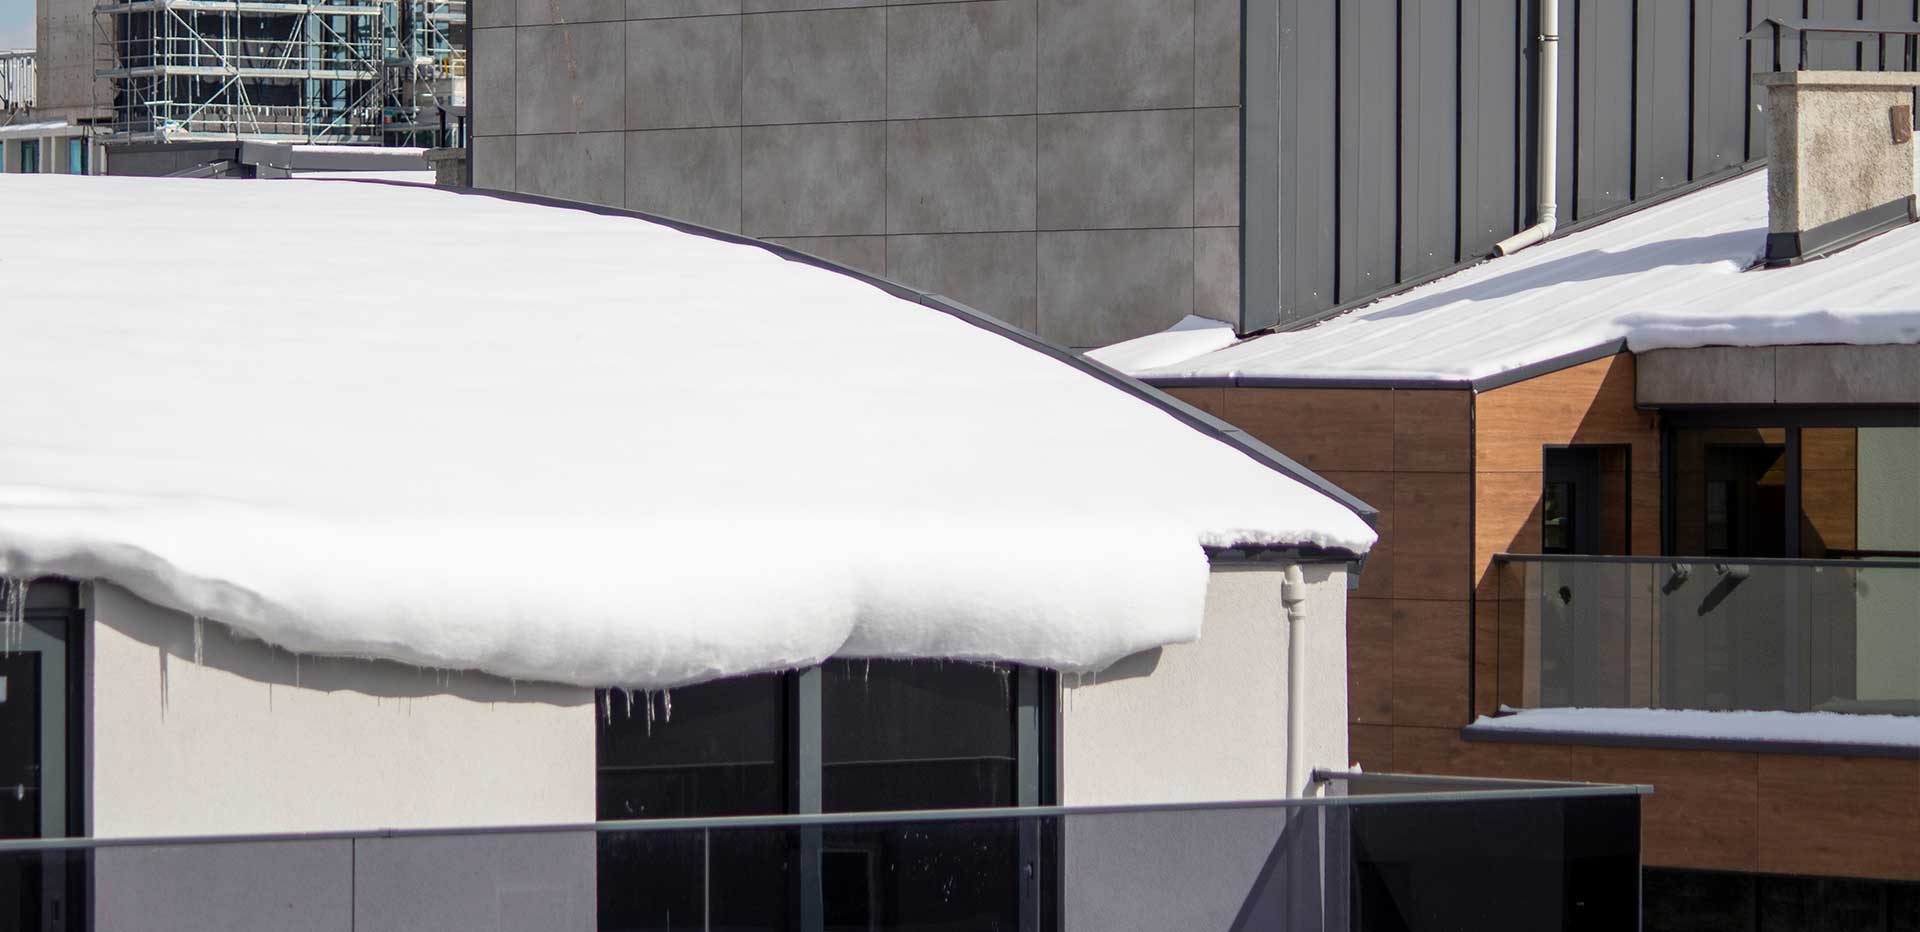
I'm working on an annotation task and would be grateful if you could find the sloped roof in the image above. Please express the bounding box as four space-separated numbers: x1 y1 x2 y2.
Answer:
1129 169 1920 388
0 175 1374 688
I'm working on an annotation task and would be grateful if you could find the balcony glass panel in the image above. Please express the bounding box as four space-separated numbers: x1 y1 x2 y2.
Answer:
1497 555 1920 715
0 775 1644 932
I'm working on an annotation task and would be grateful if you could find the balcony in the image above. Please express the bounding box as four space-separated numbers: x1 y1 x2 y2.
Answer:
0 772 1644 931
1490 554 1920 725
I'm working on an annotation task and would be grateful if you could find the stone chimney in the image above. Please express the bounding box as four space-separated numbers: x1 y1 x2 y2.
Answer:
1754 70 1920 266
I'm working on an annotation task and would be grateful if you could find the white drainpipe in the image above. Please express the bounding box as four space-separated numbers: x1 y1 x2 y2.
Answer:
1283 563 1309 798
1494 0 1561 256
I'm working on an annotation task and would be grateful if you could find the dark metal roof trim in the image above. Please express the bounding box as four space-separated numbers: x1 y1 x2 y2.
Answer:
443 185 1378 545
1145 375 1474 391
1463 721 1920 761
1763 195 1918 267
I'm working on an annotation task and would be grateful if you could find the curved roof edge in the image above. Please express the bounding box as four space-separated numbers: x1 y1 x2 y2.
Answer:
450 184 1380 545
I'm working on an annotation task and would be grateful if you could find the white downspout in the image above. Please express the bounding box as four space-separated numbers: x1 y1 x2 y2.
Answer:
1493 0 1561 256
1283 563 1309 798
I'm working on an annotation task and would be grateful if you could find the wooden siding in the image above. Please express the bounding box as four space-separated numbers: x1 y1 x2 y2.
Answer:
1215 386 1474 750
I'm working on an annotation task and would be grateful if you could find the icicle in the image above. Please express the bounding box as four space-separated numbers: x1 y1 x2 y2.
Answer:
644 689 655 736
623 688 634 720
293 654 301 688
662 689 671 723
192 617 204 665
601 690 613 725
2 577 28 656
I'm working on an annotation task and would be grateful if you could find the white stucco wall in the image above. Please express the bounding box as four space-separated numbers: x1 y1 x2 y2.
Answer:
1057 563 1350 805
86 582 597 837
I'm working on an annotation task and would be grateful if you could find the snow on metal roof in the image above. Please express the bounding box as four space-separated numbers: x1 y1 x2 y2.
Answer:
1131 170 1920 386
0 175 1374 688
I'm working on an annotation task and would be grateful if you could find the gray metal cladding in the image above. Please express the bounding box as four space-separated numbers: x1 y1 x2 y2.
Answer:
1251 0 1900 334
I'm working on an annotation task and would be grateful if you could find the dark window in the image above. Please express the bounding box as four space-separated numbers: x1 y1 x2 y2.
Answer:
595 661 1053 932
1542 447 1631 555
0 579 85 932
821 659 1015 812
596 675 792 932
18 141 38 174
1670 429 1788 558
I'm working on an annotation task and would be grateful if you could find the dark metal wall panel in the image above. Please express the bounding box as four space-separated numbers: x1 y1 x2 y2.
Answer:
1575 0 1634 218
1340 0 1401 300
1400 0 1461 278
1634 0 1693 197
1280 0 1341 322
1748 0 1804 157
1806 0 1863 69
1252 0 1785 330
1692 0 1750 177
1458 0 1522 257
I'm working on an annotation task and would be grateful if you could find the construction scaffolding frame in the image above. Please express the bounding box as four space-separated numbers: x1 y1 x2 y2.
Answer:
93 0 464 144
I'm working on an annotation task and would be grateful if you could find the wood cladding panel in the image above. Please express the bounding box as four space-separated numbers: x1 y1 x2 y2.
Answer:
1222 388 1394 473
1392 390 1472 472
1394 473 1472 601
1319 470 1394 599
1569 746 1759 873
1160 386 1227 420
1348 597 1394 724
1392 600 1469 727
1473 471 1543 602
1757 754 1920 882
1391 726 1574 781
1349 724 1394 772
1474 354 1659 472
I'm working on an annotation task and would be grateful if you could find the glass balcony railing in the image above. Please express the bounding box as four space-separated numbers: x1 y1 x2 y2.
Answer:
1494 555 1920 716
0 772 1644 931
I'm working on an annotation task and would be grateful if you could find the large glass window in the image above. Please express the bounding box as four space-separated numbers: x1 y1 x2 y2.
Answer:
18 141 38 174
595 660 1053 932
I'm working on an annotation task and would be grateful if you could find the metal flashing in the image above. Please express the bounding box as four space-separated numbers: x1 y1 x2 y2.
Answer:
450 185 1379 548
1763 195 1919 267
1468 340 1631 392
1462 721 1920 761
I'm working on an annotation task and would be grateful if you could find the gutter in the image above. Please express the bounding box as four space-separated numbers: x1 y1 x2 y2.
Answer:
1493 0 1560 257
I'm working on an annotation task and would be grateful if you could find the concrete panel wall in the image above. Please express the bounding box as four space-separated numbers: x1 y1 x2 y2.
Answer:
1058 564 1350 805
470 0 1238 346
87 582 597 838
33 0 110 122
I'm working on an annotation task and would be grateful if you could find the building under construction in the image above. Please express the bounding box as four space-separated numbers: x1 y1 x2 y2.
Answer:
92 0 464 145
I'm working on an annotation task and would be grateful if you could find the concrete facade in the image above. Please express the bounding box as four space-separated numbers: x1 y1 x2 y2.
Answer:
32 0 107 123
1636 344 1920 406
470 0 1240 347
1059 563 1349 805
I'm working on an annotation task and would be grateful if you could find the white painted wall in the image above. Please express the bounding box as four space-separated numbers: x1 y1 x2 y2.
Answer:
87 582 597 837
1057 563 1350 805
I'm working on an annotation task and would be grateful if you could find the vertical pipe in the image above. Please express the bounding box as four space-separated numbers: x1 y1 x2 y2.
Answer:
1494 0 1561 255
1283 564 1310 797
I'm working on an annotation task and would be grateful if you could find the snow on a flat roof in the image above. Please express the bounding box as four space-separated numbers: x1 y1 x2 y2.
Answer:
1132 170 1920 383
0 175 1374 688
1085 315 1238 374
1467 707 1920 752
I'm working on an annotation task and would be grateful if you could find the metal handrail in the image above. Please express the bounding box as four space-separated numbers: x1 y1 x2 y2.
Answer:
0 775 1650 853
1493 553 1920 570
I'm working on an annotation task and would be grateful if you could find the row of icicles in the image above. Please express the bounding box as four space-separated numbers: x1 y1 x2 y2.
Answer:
603 687 673 734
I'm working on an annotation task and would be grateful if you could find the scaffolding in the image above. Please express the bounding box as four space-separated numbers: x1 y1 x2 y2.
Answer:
93 0 464 144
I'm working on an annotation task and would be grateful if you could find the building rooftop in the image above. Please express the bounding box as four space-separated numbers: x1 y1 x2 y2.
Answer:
0 175 1373 689
1116 169 1920 388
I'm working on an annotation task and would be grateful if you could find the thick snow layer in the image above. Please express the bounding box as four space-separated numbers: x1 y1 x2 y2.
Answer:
1133 170 1920 382
0 175 1374 688
1467 707 1920 751
1085 316 1238 373
290 171 437 184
